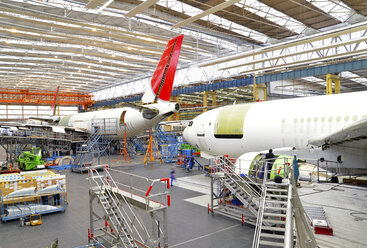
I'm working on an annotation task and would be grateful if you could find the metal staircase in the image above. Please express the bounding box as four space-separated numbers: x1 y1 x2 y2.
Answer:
253 163 290 248
89 168 146 247
209 156 261 224
154 125 182 163
72 118 117 173
209 156 318 248
88 165 170 248
129 137 146 153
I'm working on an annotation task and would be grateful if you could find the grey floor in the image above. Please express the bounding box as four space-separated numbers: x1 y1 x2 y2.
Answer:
0 152 254 248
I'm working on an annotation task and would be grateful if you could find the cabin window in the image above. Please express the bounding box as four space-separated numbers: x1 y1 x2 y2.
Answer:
321 117 325 122
328 117 333 122
353 115 358 121
307 118 311 123
188 121 193 127
344 116 349 121
336 116 341 122
314 117 318 122
300 118 304 123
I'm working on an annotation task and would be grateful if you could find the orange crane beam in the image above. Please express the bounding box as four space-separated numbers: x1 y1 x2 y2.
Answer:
0 88 94 109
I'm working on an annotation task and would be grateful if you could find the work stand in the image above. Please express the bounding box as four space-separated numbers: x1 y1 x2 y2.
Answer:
88 165 170 248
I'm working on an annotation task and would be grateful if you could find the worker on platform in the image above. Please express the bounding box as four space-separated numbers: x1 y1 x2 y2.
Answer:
265 149 275 179
170 168 176 186
293 155 300 187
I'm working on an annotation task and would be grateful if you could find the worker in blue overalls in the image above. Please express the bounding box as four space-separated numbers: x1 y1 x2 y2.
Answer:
293 155 300 187
170 168 176 186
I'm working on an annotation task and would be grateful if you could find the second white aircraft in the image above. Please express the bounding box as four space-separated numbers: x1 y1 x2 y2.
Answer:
183 91 367 173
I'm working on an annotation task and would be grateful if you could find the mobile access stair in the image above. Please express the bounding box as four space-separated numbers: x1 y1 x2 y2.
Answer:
209 156 318 248
72 118 117 173
252 164 290 248
209 156 261 225
252 160 318 248
88 165 171 248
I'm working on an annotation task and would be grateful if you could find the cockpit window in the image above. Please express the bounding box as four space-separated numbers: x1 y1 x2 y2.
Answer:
188 121 193 127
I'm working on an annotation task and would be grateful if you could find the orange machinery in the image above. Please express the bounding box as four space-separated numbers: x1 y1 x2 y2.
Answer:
0 88 94 109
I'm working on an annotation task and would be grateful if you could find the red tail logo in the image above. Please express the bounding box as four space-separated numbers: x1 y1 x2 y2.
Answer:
150 35 183 102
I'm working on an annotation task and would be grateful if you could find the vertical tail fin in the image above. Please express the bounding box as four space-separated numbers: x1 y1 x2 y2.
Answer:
141 35 183 104
50 86 60 116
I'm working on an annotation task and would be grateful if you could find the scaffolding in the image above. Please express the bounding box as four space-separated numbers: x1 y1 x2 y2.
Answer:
88 165 170 248
0 128 72 171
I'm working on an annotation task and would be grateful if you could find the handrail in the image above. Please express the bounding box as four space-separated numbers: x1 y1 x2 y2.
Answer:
252 161 269 248
109 168 170 210
284 179 293 248
88 166 150 246
97 167 150 240
216 156 261 199
288 165 318 248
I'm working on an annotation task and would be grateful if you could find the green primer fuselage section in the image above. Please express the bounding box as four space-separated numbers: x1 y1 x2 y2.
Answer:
214 103 253 139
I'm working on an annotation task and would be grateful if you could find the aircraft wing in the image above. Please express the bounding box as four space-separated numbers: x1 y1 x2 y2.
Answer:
308 118 367 149
28 116 60 123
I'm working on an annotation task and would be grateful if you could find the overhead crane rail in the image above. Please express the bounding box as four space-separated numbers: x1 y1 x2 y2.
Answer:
0 88 94 109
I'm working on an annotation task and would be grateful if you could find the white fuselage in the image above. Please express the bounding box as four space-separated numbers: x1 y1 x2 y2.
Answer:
59 102 179 139
183 92 367 168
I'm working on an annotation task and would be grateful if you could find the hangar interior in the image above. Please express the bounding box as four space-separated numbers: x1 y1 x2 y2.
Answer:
0 1 366 248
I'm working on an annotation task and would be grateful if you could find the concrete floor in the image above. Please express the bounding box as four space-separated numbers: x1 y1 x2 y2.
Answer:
298 181 367 248
1 149 366 248
0 152 254 248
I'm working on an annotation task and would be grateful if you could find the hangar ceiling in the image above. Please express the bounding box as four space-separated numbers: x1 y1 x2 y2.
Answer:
0 0 366 103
